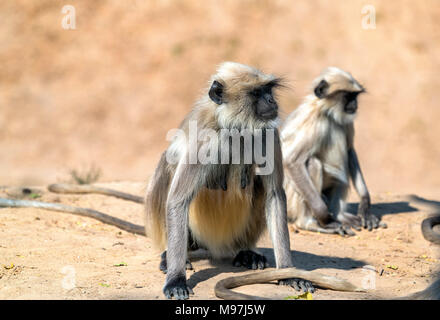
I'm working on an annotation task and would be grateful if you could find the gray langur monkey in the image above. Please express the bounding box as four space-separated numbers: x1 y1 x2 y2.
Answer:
281 67 386 236
145 62 315 300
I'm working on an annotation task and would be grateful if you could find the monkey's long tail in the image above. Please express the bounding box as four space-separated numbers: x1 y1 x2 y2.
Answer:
214 268 365 300
48 183 144 204
402 278 440 300
404 194 440 245
421 215 440 245
0 198 146 236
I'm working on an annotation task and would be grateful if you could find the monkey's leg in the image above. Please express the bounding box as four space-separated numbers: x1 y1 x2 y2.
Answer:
163 196 194 300
293 158 349 236
162 162 202 300
159 251 194 273
264 137 315 293
348 148 386 230
159 231 198 273
265 187 315 292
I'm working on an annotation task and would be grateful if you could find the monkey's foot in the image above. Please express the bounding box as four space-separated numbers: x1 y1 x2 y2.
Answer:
296 216 355 236
163 276 194 300
279 278 315 293
360 212 387 231
316 221 357 236
159 251 193 274
337 212 362 232
233 250 268 270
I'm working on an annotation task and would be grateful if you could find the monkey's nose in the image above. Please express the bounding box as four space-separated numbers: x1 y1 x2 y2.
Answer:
264 94 275 105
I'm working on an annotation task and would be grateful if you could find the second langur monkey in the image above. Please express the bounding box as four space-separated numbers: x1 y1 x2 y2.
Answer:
145 62 315 300
281 67 386 235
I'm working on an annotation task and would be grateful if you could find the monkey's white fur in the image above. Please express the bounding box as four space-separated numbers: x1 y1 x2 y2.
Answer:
281 67 364 231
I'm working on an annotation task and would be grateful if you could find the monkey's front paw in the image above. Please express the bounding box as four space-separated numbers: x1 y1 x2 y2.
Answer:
279 278 315 293
233 250 268 270
163 277 194 300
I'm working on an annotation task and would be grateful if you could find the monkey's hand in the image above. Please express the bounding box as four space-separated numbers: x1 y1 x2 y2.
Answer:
357 196 387 231
278 278 315 293
163 276 194 300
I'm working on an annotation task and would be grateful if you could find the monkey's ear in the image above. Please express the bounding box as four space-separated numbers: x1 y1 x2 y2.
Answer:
314 79 329 99
209 80 224 105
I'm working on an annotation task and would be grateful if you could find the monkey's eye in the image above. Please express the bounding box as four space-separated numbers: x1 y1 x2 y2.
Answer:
250 89 262 98
345 92 359 102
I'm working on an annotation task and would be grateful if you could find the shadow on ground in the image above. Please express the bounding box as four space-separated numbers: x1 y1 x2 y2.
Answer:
347 201 418 217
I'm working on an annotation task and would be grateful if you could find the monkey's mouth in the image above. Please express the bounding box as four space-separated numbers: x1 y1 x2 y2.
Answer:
344 106 357 114
257 110 278 120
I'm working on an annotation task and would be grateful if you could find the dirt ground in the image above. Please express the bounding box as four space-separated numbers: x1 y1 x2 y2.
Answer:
0 182 438 300
1 1 440 196
0 0 439 300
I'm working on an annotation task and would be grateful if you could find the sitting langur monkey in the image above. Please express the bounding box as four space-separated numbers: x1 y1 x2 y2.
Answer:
145 62 314 299
281 67 386 235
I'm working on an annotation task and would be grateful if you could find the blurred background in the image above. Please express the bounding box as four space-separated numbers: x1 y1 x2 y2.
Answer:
0 0 439 196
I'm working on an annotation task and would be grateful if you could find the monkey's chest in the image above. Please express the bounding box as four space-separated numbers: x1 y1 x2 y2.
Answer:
188 170 254 257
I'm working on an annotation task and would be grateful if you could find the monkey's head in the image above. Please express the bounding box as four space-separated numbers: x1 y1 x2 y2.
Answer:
208 62 283 130
312 67 365 125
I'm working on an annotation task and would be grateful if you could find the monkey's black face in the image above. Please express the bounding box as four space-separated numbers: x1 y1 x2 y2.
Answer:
249 84 279 120
208 79 280 122
343 91 360 114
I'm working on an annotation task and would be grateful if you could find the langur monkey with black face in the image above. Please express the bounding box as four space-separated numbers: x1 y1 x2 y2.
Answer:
145 62 315 300
281 67 386 235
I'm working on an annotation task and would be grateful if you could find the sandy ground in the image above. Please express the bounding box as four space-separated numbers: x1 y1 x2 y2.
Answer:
0 182 438 300
1 1 440 196
0 0 439 301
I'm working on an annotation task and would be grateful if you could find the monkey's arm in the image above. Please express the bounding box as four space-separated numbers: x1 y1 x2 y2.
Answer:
285 159 333 226
163 161 201 300
260 131 293 269
262 131 314 292
348 148 370 210
348 148 385 230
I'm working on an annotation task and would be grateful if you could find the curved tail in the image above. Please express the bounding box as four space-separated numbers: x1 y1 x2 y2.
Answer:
0 197 145 235
421 215 440 245
215 268 364 300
